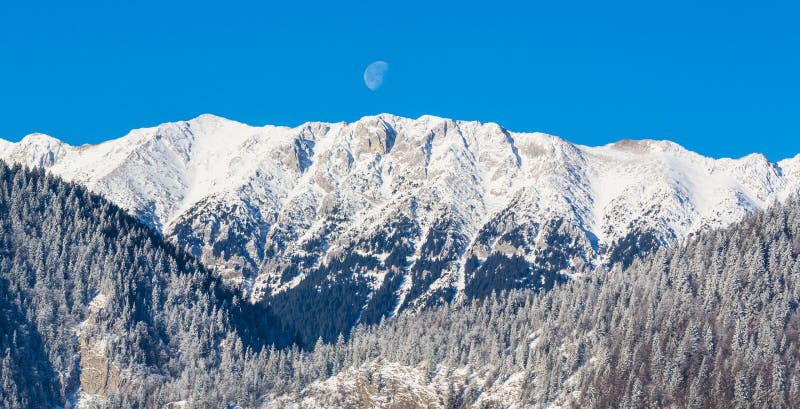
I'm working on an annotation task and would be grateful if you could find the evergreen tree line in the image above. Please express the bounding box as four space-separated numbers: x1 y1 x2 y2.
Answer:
0 163 291 408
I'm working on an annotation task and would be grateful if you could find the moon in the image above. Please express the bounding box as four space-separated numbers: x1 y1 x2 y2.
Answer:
364 61 389 91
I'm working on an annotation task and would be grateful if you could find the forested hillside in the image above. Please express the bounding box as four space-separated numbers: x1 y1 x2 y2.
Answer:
192 198 800 407
0 162 290 408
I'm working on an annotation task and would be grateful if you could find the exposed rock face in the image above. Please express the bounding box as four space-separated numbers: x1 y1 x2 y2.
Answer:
77 294 124 400
78 338 123 398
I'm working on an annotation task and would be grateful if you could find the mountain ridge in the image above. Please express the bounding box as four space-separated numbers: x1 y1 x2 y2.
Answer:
6 113 800 161
2 113 800 342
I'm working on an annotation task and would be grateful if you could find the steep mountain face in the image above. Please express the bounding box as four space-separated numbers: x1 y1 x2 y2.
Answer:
3 114 800 341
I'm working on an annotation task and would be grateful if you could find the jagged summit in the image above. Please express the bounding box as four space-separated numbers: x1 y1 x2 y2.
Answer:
0 113 775 163
2 114 800 321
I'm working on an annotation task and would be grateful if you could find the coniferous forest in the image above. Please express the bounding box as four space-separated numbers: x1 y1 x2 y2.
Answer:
2 161 800 407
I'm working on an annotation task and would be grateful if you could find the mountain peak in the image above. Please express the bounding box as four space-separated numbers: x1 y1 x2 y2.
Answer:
740 152 769 163
368 113 405 122
20 132 67 147
184 113 240 130
191 113 228 121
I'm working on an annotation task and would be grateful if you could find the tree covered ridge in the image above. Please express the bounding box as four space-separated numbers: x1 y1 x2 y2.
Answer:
0 162 290 407
246 199 800 407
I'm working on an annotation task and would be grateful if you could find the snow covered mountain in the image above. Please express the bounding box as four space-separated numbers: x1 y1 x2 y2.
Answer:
3 114 800 340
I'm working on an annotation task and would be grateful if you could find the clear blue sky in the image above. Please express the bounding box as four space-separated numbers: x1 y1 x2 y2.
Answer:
1 1 798 160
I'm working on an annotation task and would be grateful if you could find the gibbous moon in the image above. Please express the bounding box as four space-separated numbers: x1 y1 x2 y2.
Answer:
364 61 389 91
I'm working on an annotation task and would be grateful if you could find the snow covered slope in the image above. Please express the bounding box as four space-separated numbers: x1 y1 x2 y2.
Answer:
3 114 800 329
